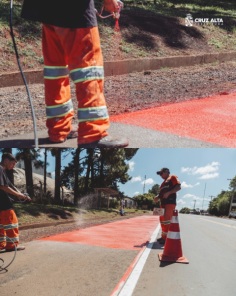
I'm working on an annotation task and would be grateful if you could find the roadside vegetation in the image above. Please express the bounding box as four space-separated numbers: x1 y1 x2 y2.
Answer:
14 203 147 225
0 0 235 72
1 148 150 225
180 177 236 218
1 148 235 223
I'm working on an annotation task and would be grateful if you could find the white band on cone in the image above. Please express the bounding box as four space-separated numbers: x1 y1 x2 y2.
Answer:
167 231 181 240
171 216 179 223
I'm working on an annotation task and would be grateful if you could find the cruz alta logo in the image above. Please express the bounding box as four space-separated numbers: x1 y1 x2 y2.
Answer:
185 14 193 27
185 13 223 26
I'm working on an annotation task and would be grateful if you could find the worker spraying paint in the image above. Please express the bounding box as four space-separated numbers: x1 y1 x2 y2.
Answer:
20 0 129 148
0 153 32 271
96 0 123 32
95 0 124 19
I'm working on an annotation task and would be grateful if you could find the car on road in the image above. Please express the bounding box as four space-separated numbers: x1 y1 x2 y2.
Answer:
229 211 236 218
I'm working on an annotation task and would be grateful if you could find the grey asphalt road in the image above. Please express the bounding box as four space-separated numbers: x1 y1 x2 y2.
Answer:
132 214 236 296
0 123 220 148
1 215 235 296
0 238 139 296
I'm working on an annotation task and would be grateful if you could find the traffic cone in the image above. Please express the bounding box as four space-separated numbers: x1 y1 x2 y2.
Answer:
158 210 189 264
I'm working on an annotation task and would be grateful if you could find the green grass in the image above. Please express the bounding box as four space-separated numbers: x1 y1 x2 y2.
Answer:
14 203 146 225
0 0 235 72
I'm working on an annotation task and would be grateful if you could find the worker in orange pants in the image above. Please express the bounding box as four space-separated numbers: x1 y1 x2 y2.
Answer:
0 153 31 252
21 0 128 147
43 25 110 144
159 204 176 240
154 168 181 244
0 209 19 250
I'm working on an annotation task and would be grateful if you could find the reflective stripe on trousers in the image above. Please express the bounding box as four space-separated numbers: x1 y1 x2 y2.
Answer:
160 204 176 239
43 24 109 143
0 209 19 250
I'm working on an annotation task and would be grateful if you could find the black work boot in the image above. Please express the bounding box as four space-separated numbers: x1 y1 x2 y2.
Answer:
78 136 129 148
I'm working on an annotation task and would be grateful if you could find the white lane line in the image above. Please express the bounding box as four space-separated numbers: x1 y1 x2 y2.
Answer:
200 218 236 229
117 223 161 296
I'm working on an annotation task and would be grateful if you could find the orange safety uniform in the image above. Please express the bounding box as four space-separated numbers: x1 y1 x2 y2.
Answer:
159 175 181 240
21 0 110 144
0 210 19 250
0 165 19 250
42 25 109 143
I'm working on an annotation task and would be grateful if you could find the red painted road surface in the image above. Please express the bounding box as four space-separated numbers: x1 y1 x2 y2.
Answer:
41 216 160 250
111 92 236 147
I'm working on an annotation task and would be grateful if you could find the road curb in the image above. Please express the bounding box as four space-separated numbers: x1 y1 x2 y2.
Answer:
19 211 142 230
19 219 77 230
1 51 236 88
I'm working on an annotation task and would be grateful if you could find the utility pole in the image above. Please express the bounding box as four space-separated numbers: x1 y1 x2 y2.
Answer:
202 183 206 212
209 195 215 201
143 175 146 194
193 199 196 210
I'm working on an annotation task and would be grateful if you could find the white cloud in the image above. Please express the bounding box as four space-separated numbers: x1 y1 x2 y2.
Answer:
133 191 140 196
131 176 142 183
182 193 197 199
199 173 219 180
177 199 186 205
128 161 135 171
181 181 200 189
181 162 220 180
141 178 154 185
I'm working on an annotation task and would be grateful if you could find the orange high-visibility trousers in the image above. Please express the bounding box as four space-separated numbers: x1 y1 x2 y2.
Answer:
42 24 109 143
0 209 19 250
160 204 176 239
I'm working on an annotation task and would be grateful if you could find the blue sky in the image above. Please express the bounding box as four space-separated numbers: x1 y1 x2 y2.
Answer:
2 148 236 211
118 148 236 210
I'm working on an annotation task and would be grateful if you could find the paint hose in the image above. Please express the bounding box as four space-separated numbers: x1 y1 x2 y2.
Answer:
9 0 38 148
0 234 17 272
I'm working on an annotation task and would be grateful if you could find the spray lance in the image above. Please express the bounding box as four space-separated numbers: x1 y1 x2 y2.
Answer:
95 0 124 20
9 0 38 148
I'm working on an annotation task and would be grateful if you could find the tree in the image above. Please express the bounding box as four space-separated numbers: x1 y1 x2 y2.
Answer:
134 192 155 210
73 148 81 205
148 183 160 195
43 148 48 194
180 207 190 214
84 149 95 192
61 148 87 202
229 176 236 191
95 148 138 190
208 176 236 216
218 194 231 216
50 148 62 203
208 190 231 216
61 148 139 203
16 149 43 197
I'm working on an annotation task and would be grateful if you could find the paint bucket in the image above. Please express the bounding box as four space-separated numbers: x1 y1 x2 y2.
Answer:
153 208 164 216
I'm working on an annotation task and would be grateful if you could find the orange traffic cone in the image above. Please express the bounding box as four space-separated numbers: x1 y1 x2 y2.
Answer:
158 210 189 264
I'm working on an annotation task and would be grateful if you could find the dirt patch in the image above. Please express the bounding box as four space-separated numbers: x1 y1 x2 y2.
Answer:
0 2 236 139
0 2 236 72
0 60 236 139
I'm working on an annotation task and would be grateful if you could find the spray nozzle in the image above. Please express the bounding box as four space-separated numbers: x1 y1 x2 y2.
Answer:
113 0 124 20
95 0 124 20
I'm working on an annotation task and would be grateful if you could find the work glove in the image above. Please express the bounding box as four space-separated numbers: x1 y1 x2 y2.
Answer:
103 0 119 14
